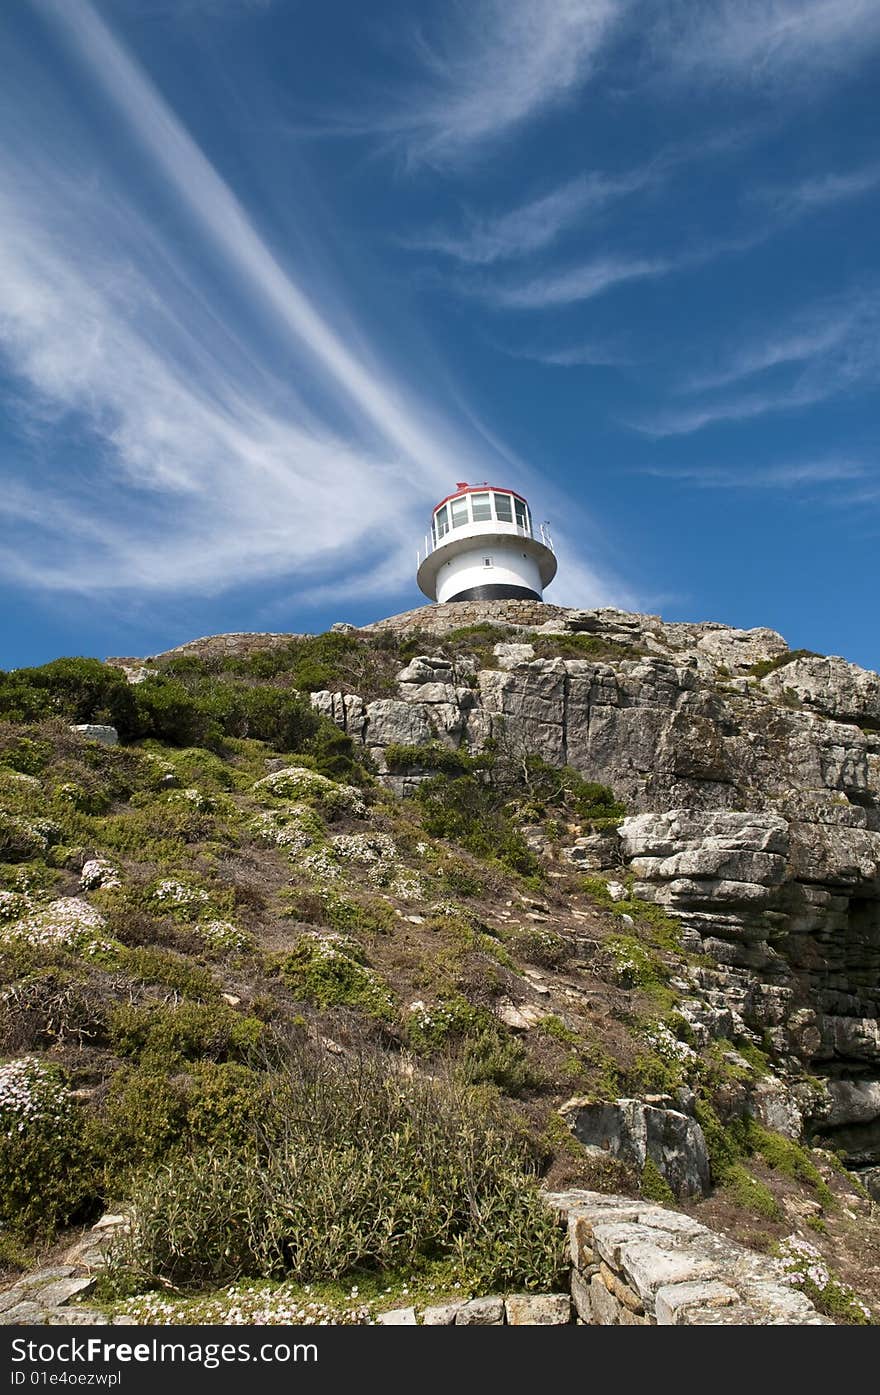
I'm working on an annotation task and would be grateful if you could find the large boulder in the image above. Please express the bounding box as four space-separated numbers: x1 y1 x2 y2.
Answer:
559 1098 711 1197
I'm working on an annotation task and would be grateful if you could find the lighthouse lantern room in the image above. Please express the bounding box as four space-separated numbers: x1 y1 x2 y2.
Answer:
416 483 557 604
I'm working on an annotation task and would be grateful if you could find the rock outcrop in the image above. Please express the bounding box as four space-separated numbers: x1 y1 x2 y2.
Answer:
306 601 880 1181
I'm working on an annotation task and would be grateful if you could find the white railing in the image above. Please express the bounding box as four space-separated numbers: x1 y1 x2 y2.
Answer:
417 520 554 569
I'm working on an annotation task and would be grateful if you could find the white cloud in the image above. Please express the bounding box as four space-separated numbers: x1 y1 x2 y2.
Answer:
403 168 653 265
379 0 627 166
0 0 630 612
501 340 632 367
488 253 673 309
632 289 880 435
630 380 834 437
680 308 859 392
402 126 756 265
654 0 880 85
637 458 870 488
755 163 880 218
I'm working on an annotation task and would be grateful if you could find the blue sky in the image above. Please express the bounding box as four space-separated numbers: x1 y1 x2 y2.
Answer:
1 0 878 669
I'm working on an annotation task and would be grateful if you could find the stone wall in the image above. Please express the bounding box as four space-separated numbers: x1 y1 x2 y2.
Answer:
547 1192 828 1325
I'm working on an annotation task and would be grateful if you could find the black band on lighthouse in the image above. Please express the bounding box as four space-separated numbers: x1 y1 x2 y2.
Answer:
446 583 542 603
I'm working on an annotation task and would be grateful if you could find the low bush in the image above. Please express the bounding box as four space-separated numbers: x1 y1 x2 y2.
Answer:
97 1062 272 1188
458 1028 539 1096
109 1047 566 1292
0 659 138 735
108 1001 264 1065
0 1056 97 1239
385 743 470 776
748 649 820 680
416 775 539 878
278 938 394 1020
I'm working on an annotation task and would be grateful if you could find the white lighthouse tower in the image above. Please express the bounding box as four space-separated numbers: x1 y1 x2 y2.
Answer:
416 483 557 604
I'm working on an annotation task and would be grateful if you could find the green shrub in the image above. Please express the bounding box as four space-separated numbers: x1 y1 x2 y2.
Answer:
385 743 470 775
108 1048 564 1292
405 994 484 1053
97 1062 271 1187
0 658 138 735
0 811 48 862
0 1056 97 1239
640 1158 675 1203
459 1028 539 1096
109 1001 264 1064
133 679 223 750
748 649 819 680
0 730 54 775
416 774 539 877
308 722 368 782
125 947 219 1001
721 1162 782 1220
278 938 394 1019
319 893 396 936
748 1122 835 1209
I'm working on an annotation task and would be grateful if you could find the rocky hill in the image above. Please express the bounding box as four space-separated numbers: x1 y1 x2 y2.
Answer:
1 599 878 1325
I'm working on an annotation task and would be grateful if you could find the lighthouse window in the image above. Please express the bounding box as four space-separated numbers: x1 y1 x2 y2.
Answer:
450 496 469 528
483 557 493 567
493 492 513 523
514 498 529 532
471 491 492 522
435 504 449 539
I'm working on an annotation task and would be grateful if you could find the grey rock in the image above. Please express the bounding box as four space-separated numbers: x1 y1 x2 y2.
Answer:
493 643 536 670
548 1190 829 1325
377 1307 417 1325
32 1277 96 1308
69 724 118 746
588 1276 621 1325
654 1279 740 1325
455 1296 505 1325
420 1303 464 1325
0 1302 44 1325
504 1294 571 1325
560 1097 711 1196
570 1269 593 1323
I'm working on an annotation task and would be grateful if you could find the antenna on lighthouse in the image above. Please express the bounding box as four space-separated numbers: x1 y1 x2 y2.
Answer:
416 484 557 605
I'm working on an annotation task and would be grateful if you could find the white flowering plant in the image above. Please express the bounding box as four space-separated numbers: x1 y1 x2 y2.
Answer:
3 897 118 958
253 766 366 819
0 1056 94 1239
778 1234 872 1324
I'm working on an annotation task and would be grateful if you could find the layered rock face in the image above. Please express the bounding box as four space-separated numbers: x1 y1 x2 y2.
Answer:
310 601 880 1179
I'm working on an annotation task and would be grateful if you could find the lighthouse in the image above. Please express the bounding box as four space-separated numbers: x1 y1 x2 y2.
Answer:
416 483 557 604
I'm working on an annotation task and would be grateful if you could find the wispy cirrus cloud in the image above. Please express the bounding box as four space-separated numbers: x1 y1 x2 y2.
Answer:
753 161 880 218
0 0 488 595
0 0 629 611
402 126 758 266
679 301 862 393
636 458 871 489
377 0 628 167
499 339 632 367
629 288 880 436
402 168 654 265
487 253 674 309
653 0 880 85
